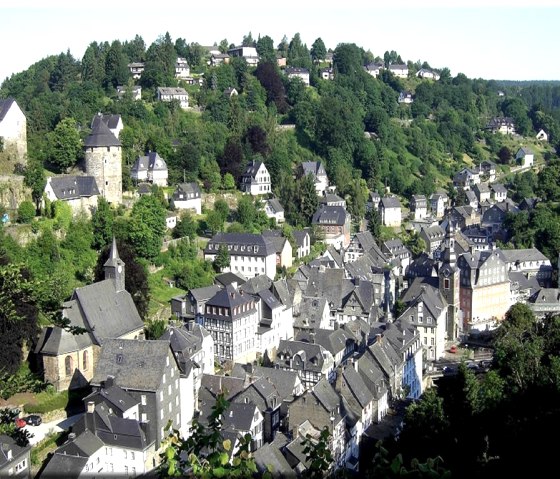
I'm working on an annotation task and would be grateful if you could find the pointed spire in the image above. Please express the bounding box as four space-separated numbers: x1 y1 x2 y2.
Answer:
104 237 120 267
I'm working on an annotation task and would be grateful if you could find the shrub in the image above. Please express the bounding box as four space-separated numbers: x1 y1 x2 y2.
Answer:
17 201 35 223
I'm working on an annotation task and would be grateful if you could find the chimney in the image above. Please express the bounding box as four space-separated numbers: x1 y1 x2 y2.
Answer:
186 319 195 331
354 358 359 372
87 401 95 413
105 375 115 388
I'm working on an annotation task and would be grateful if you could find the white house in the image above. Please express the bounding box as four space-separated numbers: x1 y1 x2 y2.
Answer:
486 117 515 135
175 57 190 79
131 152 168 186
429 193 448 219
515 147 534 168
285 67 310 86
204 232 278 280
116 85 141 101
416 68 440 80
379 196 402 227
491 183 507 203
43 175 99 217
320 67 334 80
297 161 329 195
411 195 427 220
166 212 177 229
227 46 259 66
170 182 202 214
240 160 271 195
364 62 383 77
0 98 27 162
536 129 548 142
264 197 285 224
388 64 408 78
128 62 144 79
293 230 311 258
398 91 414 104
157 87 189 109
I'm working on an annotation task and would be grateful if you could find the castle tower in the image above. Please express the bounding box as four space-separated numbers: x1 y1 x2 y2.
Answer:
103 237 125 292
84 118 122 205
439 220 460 340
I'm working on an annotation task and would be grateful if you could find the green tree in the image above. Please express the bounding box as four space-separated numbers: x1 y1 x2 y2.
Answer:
256 35 276 64
128 195 167 262
104 40 130 89
17 201 35 223
296 174 319 226
206 209 225 235
310 38 327 64
214 199 230 223
366 207 381 238
173 212 198 240
222 173 236 190
48 117 82 171
213 244 230 272
23 160 46 213
145 319 167 340
159 392 260 478
91 197 114 250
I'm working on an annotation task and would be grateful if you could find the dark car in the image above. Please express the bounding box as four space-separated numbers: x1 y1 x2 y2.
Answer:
24 415 42 426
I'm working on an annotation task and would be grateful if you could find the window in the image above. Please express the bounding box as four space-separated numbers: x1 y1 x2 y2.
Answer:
444 278 450 289
83 351 88 370
141 394 146 405
65 355 73 377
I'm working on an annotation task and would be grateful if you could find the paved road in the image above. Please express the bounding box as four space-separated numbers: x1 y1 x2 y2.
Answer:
24 413 83 445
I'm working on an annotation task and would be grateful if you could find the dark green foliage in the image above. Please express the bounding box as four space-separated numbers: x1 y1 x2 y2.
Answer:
47 117 82 171
17 200 35 223
0 408 33 447
91 197 114 250
159 392 261 478
310 38 327 64
145 319 167 340
213 244 230 272
254 62 289 113
173 212 198 240
23 160 46 213
128 195 167 261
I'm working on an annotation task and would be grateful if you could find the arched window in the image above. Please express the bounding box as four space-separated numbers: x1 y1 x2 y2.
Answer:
65 356 73 377
83 351 88 370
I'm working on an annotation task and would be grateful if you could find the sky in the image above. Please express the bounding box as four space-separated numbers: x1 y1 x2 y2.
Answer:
1 1 560 84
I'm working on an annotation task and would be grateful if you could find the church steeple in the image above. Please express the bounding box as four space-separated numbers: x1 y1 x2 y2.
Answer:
439 216 460 341
103 237 125 292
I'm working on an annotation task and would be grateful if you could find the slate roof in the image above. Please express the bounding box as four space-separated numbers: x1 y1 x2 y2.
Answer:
253 442 294 478
84 382 139 414
131 151 168 173
293 230 310 248
275 340 332 374
312 378 342 422
241 160 266 180
405 253 437 279
311 205 348 226
71 279 143 344
351 231 377 252
157 86 188 96
355 353 387 400
84 119 121 147
491 183 507 194
47 175 100 200
498 248 549 264
529 288 560 304
294 297 328 329
285 67 310 75
172 182 201 199
0 98 16 122
201 374 246 399
160 325 207 374
206 284 255 315
272 279 293 309
266 198 284 213
91 339 173 392
341 364 375 412
380 196 401 209
0 434 29 470
304 267 352 309
299 161 326 178
214 272 247 288
421 225 445 240
40 452 88 479
302 328 355 357
91 113 121 131
205 233 276 257
189 285 222 302
258 289 283 310
251 366 301 400
35 319 93 355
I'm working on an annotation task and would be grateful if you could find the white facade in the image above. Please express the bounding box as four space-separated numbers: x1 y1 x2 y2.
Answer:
240 161 271 196
381 206 401 227
157 87 189 109
389 64 408 78
0 98 27 162
175 57 191 79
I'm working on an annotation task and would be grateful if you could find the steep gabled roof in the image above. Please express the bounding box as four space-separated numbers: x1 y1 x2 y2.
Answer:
84 119 121 148
91 339 174 392
47 175 100 200
0 98 16 122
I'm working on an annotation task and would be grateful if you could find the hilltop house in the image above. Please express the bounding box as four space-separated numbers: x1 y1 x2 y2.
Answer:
536 129 548 141
43 175 99 216
364 62 384 77
128 62 145 79
35 239 145 391
170 182 202 214
175 57 190 79
240 160 271 195
486 117 515 135
264 198 285 223
131 152 168 186
388 64 408 78
293 229 311 259
297 161 329 195
157 87 189 109
285 67 310 86
116 85 141 101
429 193 448 218
227 46 259 66
398 91 414 104
416 68 440 80
515 147 534 168
0 97 27 162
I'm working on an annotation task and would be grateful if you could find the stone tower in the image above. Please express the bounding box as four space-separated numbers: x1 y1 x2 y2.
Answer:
103 237 125 292
84 118 122 205
439 220 460 340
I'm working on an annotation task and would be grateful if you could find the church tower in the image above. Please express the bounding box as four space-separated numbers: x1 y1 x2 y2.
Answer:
84 117 122 205
439 220 460 340
104 237 125 292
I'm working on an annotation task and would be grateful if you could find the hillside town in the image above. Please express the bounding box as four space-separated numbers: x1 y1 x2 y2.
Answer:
0 33 559 479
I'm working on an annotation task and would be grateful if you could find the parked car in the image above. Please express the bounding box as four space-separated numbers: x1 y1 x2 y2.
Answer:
24 415 42 426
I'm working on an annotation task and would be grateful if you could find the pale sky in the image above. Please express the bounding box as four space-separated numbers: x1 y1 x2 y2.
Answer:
1 1 560 84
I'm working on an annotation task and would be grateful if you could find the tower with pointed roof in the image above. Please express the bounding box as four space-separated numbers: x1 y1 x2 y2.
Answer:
84 114 122 204
439 220 460 340
103 237 125 292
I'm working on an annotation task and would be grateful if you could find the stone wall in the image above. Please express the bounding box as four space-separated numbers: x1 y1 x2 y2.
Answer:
85 145 122 205
0 175 29 211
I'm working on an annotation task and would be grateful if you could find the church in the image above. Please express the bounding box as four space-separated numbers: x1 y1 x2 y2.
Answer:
35 239 145 391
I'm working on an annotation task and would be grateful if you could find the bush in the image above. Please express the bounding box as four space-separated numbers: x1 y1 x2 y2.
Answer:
17 200 35 223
